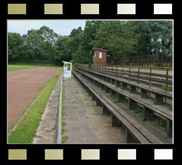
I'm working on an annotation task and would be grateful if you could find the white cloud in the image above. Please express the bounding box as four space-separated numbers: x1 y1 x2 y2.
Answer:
7 20 86 36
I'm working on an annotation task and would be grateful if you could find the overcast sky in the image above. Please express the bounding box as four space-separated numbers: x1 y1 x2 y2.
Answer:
8 20 86 36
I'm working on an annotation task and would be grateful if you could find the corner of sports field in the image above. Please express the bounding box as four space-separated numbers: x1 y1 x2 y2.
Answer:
8 64 60 71
8 67 63 144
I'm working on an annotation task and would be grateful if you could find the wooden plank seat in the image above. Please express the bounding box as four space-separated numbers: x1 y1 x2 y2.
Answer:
75 67 172 104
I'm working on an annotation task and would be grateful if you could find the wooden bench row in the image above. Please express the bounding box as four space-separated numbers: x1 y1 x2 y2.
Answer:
93 67 172 84
82 65 173 90
74 68 172 138
75 67 172 104
73 71 163 144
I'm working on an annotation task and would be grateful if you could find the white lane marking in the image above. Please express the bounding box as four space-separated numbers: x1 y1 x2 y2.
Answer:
8 73 31 80
8 80 45 83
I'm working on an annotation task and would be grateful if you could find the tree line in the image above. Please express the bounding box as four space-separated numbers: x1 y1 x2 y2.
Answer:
8 21 172 65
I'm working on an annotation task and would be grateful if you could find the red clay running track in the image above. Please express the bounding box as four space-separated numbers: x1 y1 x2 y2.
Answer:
8 67 60 133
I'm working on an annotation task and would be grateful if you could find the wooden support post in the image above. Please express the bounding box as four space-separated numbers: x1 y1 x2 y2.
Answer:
144 107 154 120
96 81 99 87
128 98 137 110
140 89 148 98
110 89 114 97
111 114 121 127
129 67 130 82
149 68 152 88
130 85 137 94
165 69 169 93
155 94 163 105
111 79 115 85
101 84 105 90
118 94 125 103
116 81 120 86
102 104 109 115
122 82 127 90
117 65 118 78
89 90 92 96
105 86 110 93
92 93 96 101
167 120 172 138
138 67 140 84
126 129 137 143
96 98 102 106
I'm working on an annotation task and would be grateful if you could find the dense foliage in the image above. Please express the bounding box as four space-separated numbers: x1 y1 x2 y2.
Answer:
8 21 172 65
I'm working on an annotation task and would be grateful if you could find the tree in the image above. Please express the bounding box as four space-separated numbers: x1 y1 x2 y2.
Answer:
37 26 58 62
69 23 103 64
8 21 172 65
69 26 83 38
147 21 172 54
21 26 59 63
55 36 72 65
130 21 151 55
92 21 139 64
69 27 84 57
8 32 23 62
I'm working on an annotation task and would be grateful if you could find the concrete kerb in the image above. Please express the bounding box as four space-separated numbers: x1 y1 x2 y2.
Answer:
56 73 63 144
33 72 62 144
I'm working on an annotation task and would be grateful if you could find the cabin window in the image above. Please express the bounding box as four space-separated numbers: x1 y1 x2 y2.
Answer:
94 53 96 57
99 52 102 58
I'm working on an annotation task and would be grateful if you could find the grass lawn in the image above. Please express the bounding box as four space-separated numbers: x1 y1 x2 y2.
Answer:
8 65 38 71
8 64 60 71
8 67 62 144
